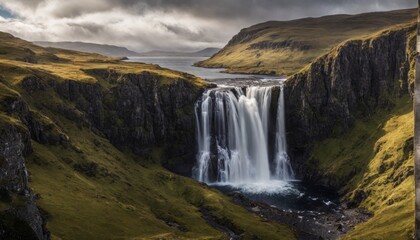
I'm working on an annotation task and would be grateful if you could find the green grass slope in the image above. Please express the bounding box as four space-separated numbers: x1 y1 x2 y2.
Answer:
27 116 295 240
196 8 416 76
291 22 416 240
0 32 296 239
310 97 414 240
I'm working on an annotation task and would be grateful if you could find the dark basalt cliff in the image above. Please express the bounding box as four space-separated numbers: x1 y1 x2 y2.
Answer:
1 68 206 239
284 23 416 183
20 71 205 176
0 32 300 239
0 92 50 240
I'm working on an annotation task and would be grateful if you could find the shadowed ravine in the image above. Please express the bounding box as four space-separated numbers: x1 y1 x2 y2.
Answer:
191 21 416 240
0 8 415 240
191 78 369 239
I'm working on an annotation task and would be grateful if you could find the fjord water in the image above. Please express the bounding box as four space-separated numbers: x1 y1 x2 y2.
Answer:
126 56 265 79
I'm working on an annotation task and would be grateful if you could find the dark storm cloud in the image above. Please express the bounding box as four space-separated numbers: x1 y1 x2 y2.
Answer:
6 0 415 23
0 0 416 51
103 0 417 21
67 22 106 35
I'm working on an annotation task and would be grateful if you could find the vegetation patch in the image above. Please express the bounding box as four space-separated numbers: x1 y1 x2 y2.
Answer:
310 96 414 240
0 30 295 239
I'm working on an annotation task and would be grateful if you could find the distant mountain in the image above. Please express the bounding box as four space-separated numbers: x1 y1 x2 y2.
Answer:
33 41 139 57
139 47 221 57
33 42 220 58
196 8 417 76
191 47 221 57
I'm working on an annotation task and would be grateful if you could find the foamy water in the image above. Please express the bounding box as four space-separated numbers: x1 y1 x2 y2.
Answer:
210 180 300 195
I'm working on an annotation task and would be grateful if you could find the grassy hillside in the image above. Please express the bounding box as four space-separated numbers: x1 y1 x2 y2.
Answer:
0 32 296 239
0 32 200 84
296 23 416 240
280 18 416 239
34 41 139 57
196 8 416 76
310 97 414 240
26 113 294 240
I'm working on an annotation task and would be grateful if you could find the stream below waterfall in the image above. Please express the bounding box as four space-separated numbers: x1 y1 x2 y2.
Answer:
212 181 340 214
192 78 364 239
192 78 341 214
125 56 368 239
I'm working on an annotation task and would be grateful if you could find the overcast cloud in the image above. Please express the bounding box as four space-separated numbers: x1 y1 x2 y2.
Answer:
0 0 416 51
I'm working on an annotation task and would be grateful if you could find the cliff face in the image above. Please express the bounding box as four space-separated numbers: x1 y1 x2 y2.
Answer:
0 32 300 239
0 67 205 240
20 71 204 176
107 73 201 162
0 94 49 240
282 23 416 239
284 23 416 179
0 30 209 238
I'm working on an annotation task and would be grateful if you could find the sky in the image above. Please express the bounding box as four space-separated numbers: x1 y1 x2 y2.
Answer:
0 0 416 52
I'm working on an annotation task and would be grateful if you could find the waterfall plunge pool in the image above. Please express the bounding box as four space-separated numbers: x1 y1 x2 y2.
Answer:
211 180 341 214
193 78 342 216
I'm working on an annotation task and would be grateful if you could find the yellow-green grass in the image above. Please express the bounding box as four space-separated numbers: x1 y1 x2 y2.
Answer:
0 31 206 87
0 30 295 239
197 8 416 76
26 111 295 239
310 96 414 240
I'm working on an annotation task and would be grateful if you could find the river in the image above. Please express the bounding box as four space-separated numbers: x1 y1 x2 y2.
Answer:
126 56 268 79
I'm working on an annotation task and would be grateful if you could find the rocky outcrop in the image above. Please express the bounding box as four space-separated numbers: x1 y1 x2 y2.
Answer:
0 121 31 192
284 24 416 181
0 59 205 239
0 119 49 240
109 73 203 170
0 83 70 239
20 71 205 176
4 80 69 146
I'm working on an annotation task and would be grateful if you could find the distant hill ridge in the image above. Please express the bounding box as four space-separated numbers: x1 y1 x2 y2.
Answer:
34 41 139 57
139 47 221 57
195 8 417 76
34 41 220 58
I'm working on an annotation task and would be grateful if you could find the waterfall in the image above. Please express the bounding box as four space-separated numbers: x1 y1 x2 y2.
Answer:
274 83 295 180
193 84 294 184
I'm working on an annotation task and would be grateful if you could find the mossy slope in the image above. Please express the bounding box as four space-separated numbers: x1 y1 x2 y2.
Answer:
27 118 295 240
282 21 416 240
311 98 414 240
0 32 295 239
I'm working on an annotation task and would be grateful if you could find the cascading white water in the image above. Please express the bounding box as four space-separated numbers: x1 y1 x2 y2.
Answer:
194 83 294 184
194 91 212 183
274 83 295 180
